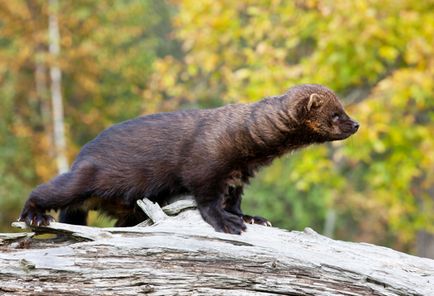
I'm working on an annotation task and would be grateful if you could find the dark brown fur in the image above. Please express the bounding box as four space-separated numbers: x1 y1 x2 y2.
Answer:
19 84 359 234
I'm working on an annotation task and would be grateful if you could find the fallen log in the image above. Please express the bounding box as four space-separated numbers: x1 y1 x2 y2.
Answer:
1 197 433 295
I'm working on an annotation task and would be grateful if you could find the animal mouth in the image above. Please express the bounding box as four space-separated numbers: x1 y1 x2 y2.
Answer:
335 120 359 140
335 131 355 140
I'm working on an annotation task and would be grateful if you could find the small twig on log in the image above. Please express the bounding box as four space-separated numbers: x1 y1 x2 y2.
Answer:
162 198 196 216
136 198 168 223
136 197 197 227
11 221 114 241
0 232 35 241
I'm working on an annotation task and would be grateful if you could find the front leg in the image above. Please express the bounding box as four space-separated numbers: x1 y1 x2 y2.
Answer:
224 186 272 227
196 195 246 235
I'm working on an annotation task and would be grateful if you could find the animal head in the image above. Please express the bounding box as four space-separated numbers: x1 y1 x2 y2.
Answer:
287 84 359 141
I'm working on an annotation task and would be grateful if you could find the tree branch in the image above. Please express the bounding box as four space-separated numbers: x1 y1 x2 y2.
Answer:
2 197 433 295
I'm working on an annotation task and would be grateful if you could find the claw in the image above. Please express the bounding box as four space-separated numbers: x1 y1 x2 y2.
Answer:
20 211 54 227
243 214 272 227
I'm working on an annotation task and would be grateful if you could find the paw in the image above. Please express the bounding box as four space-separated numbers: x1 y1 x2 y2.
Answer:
218 211 247 235
199 206 246 235
242 214 272 227
19 211 55 227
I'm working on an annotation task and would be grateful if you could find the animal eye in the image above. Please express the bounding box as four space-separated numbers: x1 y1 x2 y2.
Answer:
332 113 340 122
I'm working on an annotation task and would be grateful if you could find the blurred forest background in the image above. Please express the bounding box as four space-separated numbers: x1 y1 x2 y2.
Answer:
0 0 433 257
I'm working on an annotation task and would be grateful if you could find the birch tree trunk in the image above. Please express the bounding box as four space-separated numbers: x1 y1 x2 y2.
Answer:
48 0 68 174
26 0 51 135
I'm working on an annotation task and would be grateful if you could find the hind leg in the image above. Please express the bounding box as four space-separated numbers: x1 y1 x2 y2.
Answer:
19 161 95 226
115 211 148 227
59 207 88 225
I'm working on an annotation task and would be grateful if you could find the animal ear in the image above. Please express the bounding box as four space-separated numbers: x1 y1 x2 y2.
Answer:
307 93 322 111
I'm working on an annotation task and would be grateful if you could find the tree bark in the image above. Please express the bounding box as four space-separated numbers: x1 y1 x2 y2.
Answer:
1 198 433 296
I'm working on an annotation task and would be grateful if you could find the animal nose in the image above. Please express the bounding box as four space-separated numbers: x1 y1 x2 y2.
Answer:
352 121 360 131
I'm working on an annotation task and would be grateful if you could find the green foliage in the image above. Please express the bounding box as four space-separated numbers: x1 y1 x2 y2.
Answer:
0 0 432 253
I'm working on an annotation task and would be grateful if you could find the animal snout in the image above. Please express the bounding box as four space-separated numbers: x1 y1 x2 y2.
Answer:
352 120 360 131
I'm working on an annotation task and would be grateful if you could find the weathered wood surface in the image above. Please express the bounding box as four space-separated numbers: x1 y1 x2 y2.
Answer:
1 198 434 296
